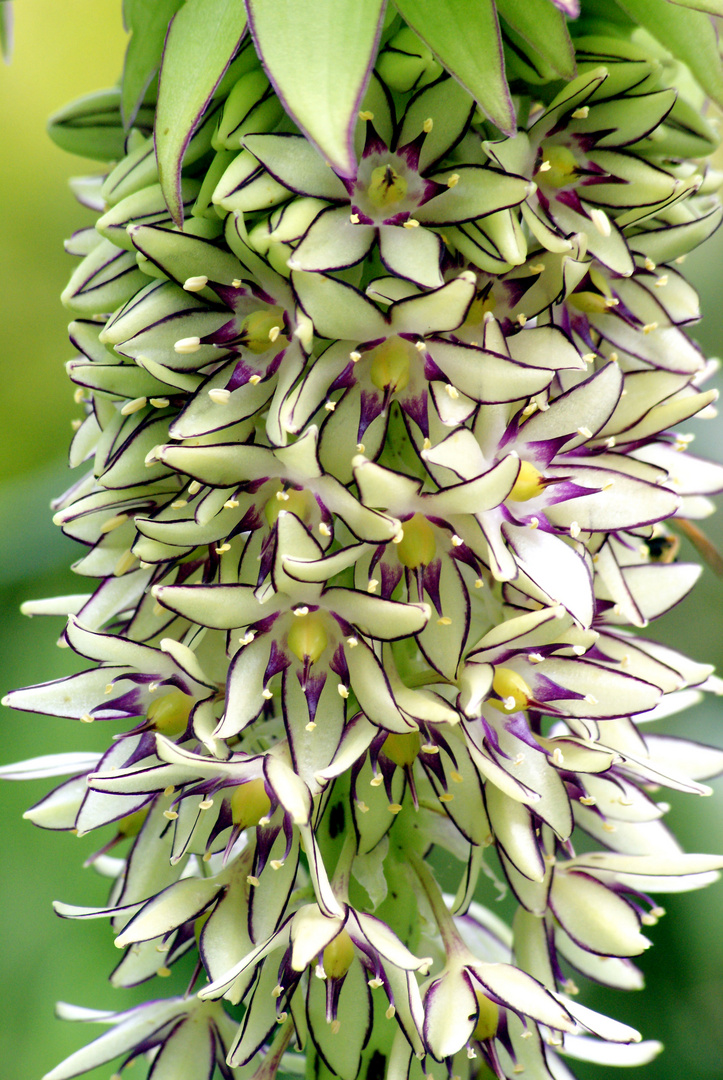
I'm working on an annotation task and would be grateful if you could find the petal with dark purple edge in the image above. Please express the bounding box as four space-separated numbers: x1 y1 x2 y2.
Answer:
469 962 576 1031
423 967 478 1061
377 223 444 289
288 206 375 273
243 133 349 200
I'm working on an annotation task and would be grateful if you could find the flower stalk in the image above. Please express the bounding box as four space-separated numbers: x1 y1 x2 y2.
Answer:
4 1 723 1078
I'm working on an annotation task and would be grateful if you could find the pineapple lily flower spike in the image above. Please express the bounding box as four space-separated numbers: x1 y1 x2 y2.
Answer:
5 0 723 1078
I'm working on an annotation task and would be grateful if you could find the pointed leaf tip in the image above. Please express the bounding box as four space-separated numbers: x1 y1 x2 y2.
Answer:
246 0 387 178
393 0 515 134
155 0 247 225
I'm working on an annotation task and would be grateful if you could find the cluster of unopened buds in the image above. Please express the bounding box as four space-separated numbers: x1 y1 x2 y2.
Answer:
5 1 723 1078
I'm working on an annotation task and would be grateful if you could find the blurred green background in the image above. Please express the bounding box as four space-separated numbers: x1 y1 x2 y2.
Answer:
2 3 723 1078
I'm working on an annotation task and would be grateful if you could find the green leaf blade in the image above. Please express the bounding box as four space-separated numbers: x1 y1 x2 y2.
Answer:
496 0 576 81
122 0 184 128
155 0 248 225
246 0 387 178
393 0 515 133
615 0 723 106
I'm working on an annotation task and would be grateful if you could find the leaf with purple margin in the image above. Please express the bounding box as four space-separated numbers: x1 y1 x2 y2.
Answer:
246 0 386 178
393 0 514 133
155 0 247 225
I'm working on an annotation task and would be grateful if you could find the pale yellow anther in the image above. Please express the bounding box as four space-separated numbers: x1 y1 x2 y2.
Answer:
445 383 459 399
529 262 545 274
121 397 147 415
423 117 433 133
368 977 383 989
370 774 384 787
474 578 484 588
517 314 527 327
163 810 178 820
239 631 256 646
585 693 598 705
403 219 420 228
350 213 360 224
70 418 82 431
609 351 619 362
572 106 589 119
582 352 596 364
388 803 403 814
602 822 617 832
174 336 201 354
589 208 611 236
643 322 658 334
305 721 317 732
224 499 239 509
80 712 95 724
358 110 374 121
319 522 332 536
528 652 544 664
350 350 362 363
386 1005 396 1020
367 579 379 593
338 684 349 699
577 426 592 439
346 636 359 647
114 549 138 576
198 799 214 811
655 275 669 287
268 325 281 342
538 160 552 172
437 616 452 626
247 875 261 887
100 513 129 535
569 521 581 539
249 374 262 385
604 296 619 308
675 254 687 264
356 800 370 813
324 400 336 411
446 173 460 188
552 748 565 767
451 771 464 783
270 859 284 870
439 792 454 802
183 275 208 292
262 687 274 700
188 480 202 495
422 437 432 451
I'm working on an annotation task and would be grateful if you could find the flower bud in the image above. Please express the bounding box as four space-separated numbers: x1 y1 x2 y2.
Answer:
147 689 194 736
369 336 414 394
322 929 355 979
287 612 329 664
395 514 436 569
382 731 422 767
508 460 545 502
230 778 271 828
490 667 533 712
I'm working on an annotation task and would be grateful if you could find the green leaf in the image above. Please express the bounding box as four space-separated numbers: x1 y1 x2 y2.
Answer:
155 0 247 225
669 0 723 13
122 0 184 128
246 0 386 178
615 0 723 106
392 0 515 133
496 0 575 80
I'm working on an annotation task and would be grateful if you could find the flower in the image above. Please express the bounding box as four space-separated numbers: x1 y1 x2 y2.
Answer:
5 4 723 1080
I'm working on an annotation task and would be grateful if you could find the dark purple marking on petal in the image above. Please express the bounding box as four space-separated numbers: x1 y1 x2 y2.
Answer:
297 668 327 723
555 188 586 216
265 640 291 682
329 362 358 394
330 644 350 682
380 561 403 600
401 391 428 437
362 121 390 160
421 558 443 616
358 389 384 441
